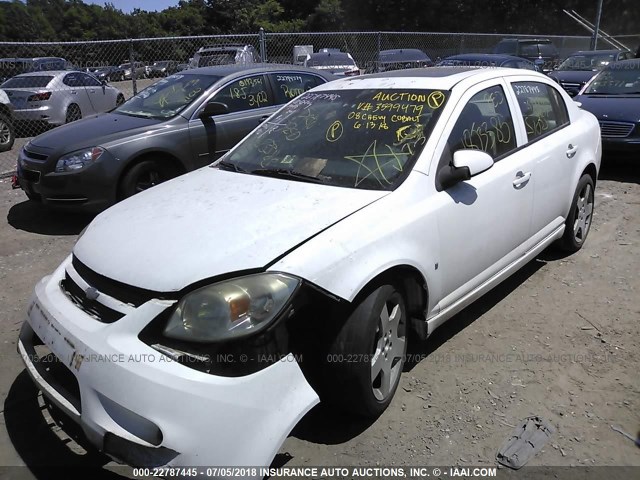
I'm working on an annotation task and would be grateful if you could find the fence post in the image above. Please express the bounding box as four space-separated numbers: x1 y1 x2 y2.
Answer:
259 27 267 62
129 39 138 95
377 31 382 56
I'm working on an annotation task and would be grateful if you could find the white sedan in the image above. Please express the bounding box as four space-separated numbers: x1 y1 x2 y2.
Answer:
18 67 600 473
2 70 125 125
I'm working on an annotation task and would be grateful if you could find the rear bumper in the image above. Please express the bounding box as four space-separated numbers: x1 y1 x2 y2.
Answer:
18 258 319 474
14 106 62 125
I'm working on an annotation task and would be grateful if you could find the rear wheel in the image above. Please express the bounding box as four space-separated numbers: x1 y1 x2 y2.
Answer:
326 283 407 417
118 160 173 200
0 113 15 152
65 104 82 124
559 173 595 252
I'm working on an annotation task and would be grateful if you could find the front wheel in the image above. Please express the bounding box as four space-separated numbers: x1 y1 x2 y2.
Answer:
118 160 172 200
559 173 595 252
326 283 407 417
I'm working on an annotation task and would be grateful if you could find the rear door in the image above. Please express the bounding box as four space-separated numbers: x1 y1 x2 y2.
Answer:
188 73 275 167
61 72 93 115
507 78 575 240
79 72 113 113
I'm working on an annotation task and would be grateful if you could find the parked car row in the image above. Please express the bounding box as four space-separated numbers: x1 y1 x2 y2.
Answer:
15 64 334 210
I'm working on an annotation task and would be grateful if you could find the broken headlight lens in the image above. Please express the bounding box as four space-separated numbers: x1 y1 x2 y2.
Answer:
163 273 300 343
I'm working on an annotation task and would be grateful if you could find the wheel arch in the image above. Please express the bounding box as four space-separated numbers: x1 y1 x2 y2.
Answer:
116 151 188 199
0 103 13 119
582 162 598 188
350 264 430 340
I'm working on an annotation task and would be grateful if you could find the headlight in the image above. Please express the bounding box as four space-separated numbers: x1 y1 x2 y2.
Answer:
55 147 104 172
163 273 300 343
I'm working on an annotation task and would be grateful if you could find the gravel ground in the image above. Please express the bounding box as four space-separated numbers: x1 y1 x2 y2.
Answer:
0 156 638 478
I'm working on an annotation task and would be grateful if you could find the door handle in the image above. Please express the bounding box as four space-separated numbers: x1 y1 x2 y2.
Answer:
566 144 578 158
258 115 269 123
512 171 531 188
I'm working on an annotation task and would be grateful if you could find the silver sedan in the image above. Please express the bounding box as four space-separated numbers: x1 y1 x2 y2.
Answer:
1 70 125 126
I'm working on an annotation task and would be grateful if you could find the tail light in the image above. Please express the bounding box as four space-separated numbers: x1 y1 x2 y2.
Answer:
27 92 52 102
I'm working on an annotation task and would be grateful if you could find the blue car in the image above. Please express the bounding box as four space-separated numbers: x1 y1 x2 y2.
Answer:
575 58 640 157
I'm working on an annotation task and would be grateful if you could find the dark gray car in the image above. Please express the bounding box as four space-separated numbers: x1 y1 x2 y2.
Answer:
16 65 334 211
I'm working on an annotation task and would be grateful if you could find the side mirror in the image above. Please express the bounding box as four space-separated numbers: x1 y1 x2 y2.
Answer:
437 149 494 191
199 101 229 118
453 149 494 176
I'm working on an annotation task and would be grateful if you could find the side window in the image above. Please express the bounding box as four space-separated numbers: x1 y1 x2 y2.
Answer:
63 73 80 87
269 73 324 105
80 73 101 87
511 82 569 142
446 85 516 160
212 75 270 113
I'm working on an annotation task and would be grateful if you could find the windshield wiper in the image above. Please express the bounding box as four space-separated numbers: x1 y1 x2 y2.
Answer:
216 160 248 173
249 168 326 184
116 111 158 119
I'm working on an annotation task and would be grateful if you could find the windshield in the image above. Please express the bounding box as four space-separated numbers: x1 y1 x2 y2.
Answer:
584 66 640 94
1 75 53 88
221 88 449 190
115 73 220 119
559 54 616 71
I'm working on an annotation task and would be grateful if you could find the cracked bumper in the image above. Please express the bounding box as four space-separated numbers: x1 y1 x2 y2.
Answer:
18 259 319 476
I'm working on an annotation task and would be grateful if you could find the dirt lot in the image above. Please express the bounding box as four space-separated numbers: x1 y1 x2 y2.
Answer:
0 157 638 477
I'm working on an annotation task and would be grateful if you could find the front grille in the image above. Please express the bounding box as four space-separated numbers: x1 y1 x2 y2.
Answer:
72 255 169 307
23 148 48 161
599 121 635 138
60 273 125 323
20 168 41 183
560 82 582 89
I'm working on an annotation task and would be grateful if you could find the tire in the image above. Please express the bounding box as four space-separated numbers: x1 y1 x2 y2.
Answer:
116 94 125 106
65 104 82 124
559 173 595 252
118 159 173 199
326 283 408 417
0 113 15 152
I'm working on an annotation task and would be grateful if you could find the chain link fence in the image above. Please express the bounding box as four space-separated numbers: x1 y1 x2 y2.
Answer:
1 30 639 176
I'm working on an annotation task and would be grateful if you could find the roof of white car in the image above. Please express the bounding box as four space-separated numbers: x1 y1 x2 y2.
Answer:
14 70 76 77
315 66 542 91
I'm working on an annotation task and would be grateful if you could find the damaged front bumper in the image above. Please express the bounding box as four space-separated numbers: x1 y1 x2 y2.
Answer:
17 259 319 476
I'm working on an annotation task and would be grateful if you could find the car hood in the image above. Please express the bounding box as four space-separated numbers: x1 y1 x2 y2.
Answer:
575 95 640 122
74 167 388 292
548 70 596 83
29 112 164 156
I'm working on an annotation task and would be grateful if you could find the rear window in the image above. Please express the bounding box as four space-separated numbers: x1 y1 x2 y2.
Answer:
197 51 237 67
1 75 53 88
307 54 354 67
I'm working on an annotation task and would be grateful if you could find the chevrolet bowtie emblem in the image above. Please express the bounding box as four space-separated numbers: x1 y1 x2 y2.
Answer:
85 287 100 301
